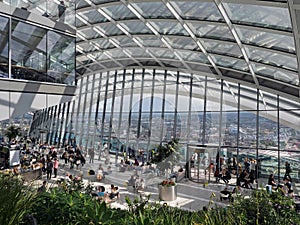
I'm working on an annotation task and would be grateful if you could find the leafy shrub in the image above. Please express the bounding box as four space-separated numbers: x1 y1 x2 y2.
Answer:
200 189 300 225
0 174 36 225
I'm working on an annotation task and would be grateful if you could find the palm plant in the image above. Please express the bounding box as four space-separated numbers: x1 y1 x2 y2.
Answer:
5 125 21 142
151 138 181 174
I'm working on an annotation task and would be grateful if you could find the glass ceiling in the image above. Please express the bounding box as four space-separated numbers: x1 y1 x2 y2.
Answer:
74 0 299 101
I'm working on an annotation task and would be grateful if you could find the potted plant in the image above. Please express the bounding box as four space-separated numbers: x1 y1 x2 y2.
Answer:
158 179 177 201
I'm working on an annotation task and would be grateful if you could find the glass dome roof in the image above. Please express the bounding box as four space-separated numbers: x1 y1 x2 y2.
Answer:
75 0 299 101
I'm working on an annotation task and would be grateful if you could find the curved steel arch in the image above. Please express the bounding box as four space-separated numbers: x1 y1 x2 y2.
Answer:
75 0 300 102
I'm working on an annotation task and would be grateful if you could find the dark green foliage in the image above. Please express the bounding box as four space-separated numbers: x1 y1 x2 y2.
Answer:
122 196 200 225
2 172 300 225
5 125 21 142
0 174 37 225
31 189 111 225
30 177 121 225
200 189 300 225
151 138 181 172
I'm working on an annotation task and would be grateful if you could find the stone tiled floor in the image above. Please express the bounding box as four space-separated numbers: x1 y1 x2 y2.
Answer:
53 156 231 211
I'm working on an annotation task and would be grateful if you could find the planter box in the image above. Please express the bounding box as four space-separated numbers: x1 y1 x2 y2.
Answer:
158 185 177 201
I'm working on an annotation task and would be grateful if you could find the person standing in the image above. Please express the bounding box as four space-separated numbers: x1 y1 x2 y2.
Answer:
58 1 66 22
53 157 59 178
89 148 95 164
284 161 292 182
46 158 53 180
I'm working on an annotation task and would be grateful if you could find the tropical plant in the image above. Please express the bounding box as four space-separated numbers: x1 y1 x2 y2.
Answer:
5 125 21 142
0 174 37 225
151 138 181 174
31 188 99 225
199 189 300 225
123 196 200 225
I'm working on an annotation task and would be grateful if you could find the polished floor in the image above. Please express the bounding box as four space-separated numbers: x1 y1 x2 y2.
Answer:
48 155 243 211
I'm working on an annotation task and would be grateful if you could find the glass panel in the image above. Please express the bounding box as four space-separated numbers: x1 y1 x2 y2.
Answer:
202 40 243 58
113 36 138 48
224 3 291 30
104 4 137 20
258 112 278 149
129 48 149 58
279 109 300 151
261 91 278 111
279 95 300 110
206 79 221 111
77 42 96 53
239 111 257 147
188 22 234 41
120 21 152 34
171 1 223 21
76 18 86 27
133 2 174 19
150 49 176 60
222 82 238 110
78 9 107 24
48 30 75 85
245 46 297 71
176 51 209 64
240 85 257 111
164 36 197 51
176 75 190 113
237 27 295 53
257 149 277 185
100 23 124 36
137 36 165 48
93 38 114 49
223 112 238 147
76 0 90 9
149 21 188 35
3 0 75 26
251 63 299 85
0 16 9 78
80 27 101 39
142 75 153 111
92 0 119 4
191 77 205 111
212 54 249 71
11 19 47 79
